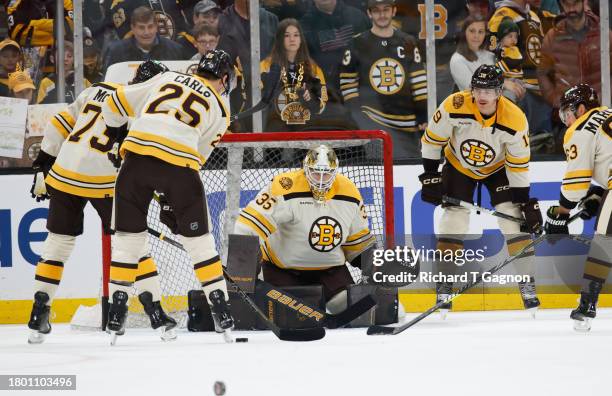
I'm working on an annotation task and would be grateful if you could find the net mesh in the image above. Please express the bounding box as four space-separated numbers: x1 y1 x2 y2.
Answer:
122 133 392 328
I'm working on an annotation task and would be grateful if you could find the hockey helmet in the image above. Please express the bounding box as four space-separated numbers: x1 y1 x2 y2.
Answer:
559 84 600 124
471 64 504 91
196 49 234 94
131 60 169 84
303 145 339 202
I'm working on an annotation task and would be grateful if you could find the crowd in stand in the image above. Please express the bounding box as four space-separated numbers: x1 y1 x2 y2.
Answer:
0 0 610 161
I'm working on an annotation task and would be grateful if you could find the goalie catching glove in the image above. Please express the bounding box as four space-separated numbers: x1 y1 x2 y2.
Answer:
30 150 55 202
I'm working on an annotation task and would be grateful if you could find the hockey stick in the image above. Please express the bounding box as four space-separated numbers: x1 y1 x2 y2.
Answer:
230 63 282 122
146 227 325 341
442 195 525 225
147 227 376 329
367 211 585 335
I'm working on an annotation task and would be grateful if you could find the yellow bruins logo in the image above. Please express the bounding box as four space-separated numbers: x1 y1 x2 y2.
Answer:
369 58 405 95
526 34 542 65
460 139 496 167
279 177 293 190
309 217 342 252
154 11 175 40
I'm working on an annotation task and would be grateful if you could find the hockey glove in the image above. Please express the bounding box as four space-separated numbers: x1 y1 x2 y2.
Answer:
520 198 543 235
418 172 443 206
30 171 50 202
32 149 56 177
107 143 122 169
158 194 178 234
579 185 605 220
544 206 570 235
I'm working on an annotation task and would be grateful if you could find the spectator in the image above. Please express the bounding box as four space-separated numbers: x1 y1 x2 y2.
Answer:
7 0 73 47
84 37 104 83
260 18 327 131
103 7 184 72
494 17 527 102
450 15 496 92
466 0 491 19
261 0 312 20
107 0 190 41
527 0 558 34
340 0 426 160
8 71 35 103
299 0 370 98
36 41 91 104
489 0 551 136
191 25 220 61
538 0 612 110
177 0 222 59
0 39 23 97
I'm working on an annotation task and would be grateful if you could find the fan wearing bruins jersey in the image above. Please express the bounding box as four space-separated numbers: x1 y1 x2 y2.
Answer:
419 65 543 317
234 145 375 312
101 50 235 343
543 85 612 332
340 0 427 161
7 0 73 47
27 61 176 345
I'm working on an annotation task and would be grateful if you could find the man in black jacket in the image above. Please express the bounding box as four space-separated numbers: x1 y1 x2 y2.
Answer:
103 6 184 73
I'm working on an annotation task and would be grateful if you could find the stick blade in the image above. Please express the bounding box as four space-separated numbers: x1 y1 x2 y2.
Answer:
366 324 397 335
278 327 326 341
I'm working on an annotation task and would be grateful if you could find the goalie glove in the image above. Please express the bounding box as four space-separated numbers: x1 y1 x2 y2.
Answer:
579 185 605 220
158 194 178 234
30 171 49 202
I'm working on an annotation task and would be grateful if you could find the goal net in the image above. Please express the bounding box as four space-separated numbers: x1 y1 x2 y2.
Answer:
91 131 394 329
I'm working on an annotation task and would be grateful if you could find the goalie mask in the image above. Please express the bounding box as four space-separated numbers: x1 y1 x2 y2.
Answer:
303 145 339 202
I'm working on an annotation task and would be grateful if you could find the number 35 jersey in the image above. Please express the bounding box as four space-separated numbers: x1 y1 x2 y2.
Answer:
101 71 230 171
234 169 374 270
42 82 121 198
421 90 531 190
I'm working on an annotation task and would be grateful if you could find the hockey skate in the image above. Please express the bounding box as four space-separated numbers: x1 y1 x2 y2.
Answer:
570 281 601 333
27 292 51 344
138 292 177 342
107 291 129 346
208 289 234 343
436 282 453 320
518 277 540 318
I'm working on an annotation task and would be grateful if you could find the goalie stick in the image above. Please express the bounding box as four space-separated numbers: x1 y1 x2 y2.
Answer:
230 63 282 122
367 211 585 336
442 196 526 225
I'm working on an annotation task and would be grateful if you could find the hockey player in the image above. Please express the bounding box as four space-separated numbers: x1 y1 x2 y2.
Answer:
339 0 427 161
234 145 375 314
101 49 235 343
419 65 543 317
27 60 176 344
543 84 612 332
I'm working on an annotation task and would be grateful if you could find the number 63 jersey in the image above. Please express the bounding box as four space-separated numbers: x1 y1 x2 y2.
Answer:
101 71 230 171
234 169 375 270
42 82 121 198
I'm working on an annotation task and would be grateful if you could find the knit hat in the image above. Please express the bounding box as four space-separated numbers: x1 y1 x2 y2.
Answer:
0 38 20 52
8 71 35 93
496 17 519 41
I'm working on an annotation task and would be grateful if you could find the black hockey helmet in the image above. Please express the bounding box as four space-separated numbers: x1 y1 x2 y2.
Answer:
471 64 504 90
131 60 169 84
560 84 600 113
196 49 234 94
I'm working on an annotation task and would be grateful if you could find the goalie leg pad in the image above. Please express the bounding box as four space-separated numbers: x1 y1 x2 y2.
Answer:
182 233 228 302
255 283 325 329
33 233 76 301
226 234 261 293
346 285 398 327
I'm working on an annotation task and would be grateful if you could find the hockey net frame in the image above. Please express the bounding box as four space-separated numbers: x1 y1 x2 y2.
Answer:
94 130 394 329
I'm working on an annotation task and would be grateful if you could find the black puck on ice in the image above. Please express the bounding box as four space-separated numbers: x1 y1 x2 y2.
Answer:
236 337 249 342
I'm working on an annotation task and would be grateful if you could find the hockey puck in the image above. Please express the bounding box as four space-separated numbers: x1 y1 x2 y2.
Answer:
236 337 249 343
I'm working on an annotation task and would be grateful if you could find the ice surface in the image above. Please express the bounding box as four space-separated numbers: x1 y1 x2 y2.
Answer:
1 309 611 396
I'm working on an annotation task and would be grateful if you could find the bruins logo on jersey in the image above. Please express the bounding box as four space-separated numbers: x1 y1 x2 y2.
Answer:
279 177 293 190
309 216 342 252
453 94 464 109
460 139 496 166
369 58 405 95
526 34 542 65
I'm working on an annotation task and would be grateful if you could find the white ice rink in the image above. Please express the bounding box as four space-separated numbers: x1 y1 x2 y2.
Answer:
1 309 611 396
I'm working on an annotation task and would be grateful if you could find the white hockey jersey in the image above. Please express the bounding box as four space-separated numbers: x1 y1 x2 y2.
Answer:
561 106 612 205
234 170 374 270
43 82 121 198
101 71 230 171
422 90 530 188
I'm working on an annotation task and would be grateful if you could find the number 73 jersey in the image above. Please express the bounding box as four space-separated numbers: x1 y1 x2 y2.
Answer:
42 82 121 198
233 170 375 270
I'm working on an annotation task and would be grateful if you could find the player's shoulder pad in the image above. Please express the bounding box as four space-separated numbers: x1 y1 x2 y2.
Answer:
269 169 311 198
442 90 472 115
330 173 362 205
495 97 528 136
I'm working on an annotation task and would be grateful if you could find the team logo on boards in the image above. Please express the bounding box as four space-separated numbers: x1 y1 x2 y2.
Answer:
460 139 496 167
369 58 405 95
309 216 342 252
